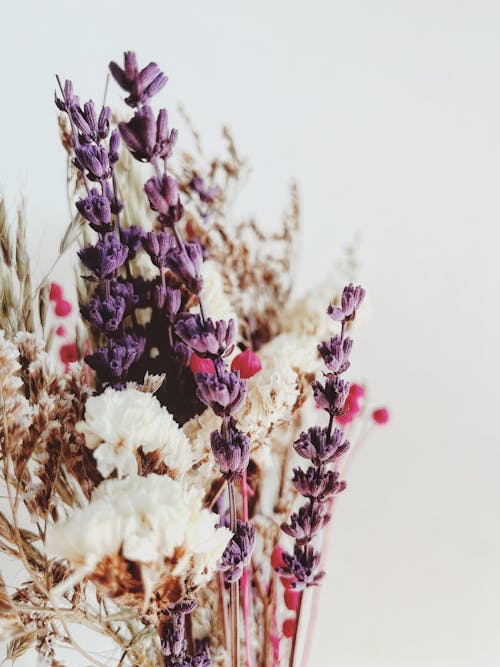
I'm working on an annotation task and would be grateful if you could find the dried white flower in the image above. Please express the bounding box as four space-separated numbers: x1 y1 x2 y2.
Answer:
0 330 33 445
198 259 237 324
46 474 232 603
77 385 192 478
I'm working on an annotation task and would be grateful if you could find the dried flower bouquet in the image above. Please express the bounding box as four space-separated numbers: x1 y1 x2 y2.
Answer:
0 51 388 667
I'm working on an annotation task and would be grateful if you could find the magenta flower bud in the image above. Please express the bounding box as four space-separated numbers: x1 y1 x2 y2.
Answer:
231 348 262 379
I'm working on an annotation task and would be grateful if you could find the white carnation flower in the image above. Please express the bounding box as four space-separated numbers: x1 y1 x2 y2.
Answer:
77 386 192 478
46 474 231 605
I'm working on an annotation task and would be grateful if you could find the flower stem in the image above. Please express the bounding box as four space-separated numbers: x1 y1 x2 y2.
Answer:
289 590 304 667
228 479 240 667
241 470 254 667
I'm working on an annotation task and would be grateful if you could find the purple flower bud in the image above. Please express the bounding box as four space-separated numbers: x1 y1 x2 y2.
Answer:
118 106 156 162
312 376 350 415
276 544 324 591
190 175 219 204
155 108 177 159
293 426 350 465
119 225 144 260
144 174 180 214
210 419 250 480
196 369 246 416
142 230 175 268
175 314 235 358
109 51 167 107
74 144 111 181
95 278 138 311
166 241 203 294
328 283 365 323
317 335 353 374
76 189 113 234
292 466 346 501
108 129 120 163
98 106 111 139
218 521 256 583
55 79 79 112
80 292 126 333
165 287 181 321
161 614 186 660
173 341 191 368
78 233 128 280
281 501 330 544
103 181 122 215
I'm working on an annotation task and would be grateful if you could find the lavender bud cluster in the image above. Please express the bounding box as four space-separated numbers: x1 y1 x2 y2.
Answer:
56 75 146 388
277 284 365 591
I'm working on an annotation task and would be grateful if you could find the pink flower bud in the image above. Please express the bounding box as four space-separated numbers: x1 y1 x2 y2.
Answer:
55 299 72 317
282 618 296 638
372 407 390 425
284 589 301 611
55 325 66 337
231 348 262 379
350 383 365 399
280 576 297 590
189 353 215 375
49 282 63 302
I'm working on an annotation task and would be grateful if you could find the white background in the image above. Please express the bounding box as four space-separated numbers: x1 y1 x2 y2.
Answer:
1 1 500 665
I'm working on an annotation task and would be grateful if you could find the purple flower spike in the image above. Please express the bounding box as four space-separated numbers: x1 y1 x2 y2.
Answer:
118 106 156 162
218 521 256 583
161 613 187 660
108 129 120 164
76 188 113 234
292 466 346 501
78 233 128 281
74 144 111 182
312 376 350 415
328 283 366 323
196 369 246 416
109 51 167 107
165 287 181 321
166 241 204 294
142 230 175 268
175 314 235 358
317 335 353 374
293 426 350 466
210 418 250 480
277 544 324 591
281 501 330 544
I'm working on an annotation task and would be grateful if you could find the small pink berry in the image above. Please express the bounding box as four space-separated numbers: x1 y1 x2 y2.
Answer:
231 348 262 379
49 282 63 302
350 383 365 399
284 589 300 611
189 354 215 375
55 299 72 317
282 618 296 638
271 545 285 570
59 342 78 365
372 407 390 425
55 325 66 337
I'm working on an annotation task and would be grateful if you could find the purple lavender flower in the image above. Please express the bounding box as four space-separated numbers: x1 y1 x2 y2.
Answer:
55 79 79 112
210 419 250 480
76 189 113 234
281 502 331 544
119 225 144 260
78 233 128 281
317 336 353 374
74 144 111 181
165 287 181 321
95 279 138 310
189 175 219 204
276 544 324 591
85 334 143 382
293 426 350 465
312 376 350 414
292 466 346 501
328 283 366 323
196 369 246 416
218 521 256 583
70 100 111 142
118 106 176 163
109 51 167 107
161 613 187 660
175 314 235 358
166 241 203 294
142 230 175 268
144 174 181 222
80 293 126 333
